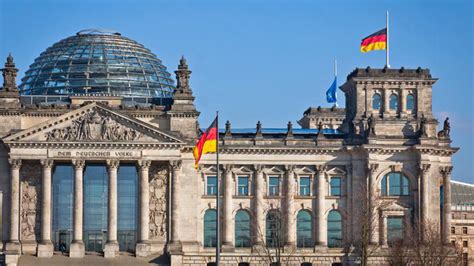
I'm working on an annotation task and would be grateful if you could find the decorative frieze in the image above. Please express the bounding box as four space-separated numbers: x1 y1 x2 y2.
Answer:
20 163 41 240
149 165 168 241
45 110 142 141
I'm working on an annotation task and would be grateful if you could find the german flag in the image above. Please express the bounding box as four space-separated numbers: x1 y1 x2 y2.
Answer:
360 28 387 53
193 117 218 168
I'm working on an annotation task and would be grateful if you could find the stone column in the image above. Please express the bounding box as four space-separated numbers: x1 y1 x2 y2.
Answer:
420 164 431 229
37 159 54 258
284 165 295 247
345 165 353 243
368 163 379 245
441 166 453 245
222 165 234 251
104 160 119 258
253 165 265 247
5 159 21 255
70 159 85 258
168 160 182 253
136 160 151 257
315 165 327 247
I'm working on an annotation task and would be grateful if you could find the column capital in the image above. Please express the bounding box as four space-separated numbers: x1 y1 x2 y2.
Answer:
40 159 54 169
284 165 295 174
72 159 85 170
170 160 182 171
8 158 21 169
137 160 152 170
420 163 431 174
223 164 233 174
315 164 326 175
106 159 120 170
253 164 264 174
367 163 379 175
440 166 453 176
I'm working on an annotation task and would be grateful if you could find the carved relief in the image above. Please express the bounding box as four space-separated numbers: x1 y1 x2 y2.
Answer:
20 163 41 240
149 164 168 240
46 110 142 141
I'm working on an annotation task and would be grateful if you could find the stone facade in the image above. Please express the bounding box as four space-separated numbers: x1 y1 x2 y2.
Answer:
0 36 461 266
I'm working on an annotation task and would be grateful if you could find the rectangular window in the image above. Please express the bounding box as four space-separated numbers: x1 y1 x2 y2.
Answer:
237 176 249 196
207 176 217 196
269 176 279 196
387 217 404 245
299 176 311 196
463 227 468 234
330 177 342 196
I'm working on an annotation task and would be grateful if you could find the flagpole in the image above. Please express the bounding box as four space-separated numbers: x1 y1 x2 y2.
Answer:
215 111 221 266
386 10 390 68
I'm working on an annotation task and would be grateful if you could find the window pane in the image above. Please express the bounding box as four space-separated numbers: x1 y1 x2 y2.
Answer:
372 93 381 110
327 211 342 247
297 210 313 247
269 176 279 196
238 176 249 196
299 177 311 196
235 210 251 247
207 176 217 195
389 94 399 110
204 210 217 247
330 177 341 196
387 217 404 244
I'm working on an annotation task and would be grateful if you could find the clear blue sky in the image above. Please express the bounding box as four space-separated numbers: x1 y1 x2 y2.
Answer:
0 0 472 183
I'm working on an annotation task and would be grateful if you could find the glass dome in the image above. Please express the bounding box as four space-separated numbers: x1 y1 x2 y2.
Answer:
19 29 175 98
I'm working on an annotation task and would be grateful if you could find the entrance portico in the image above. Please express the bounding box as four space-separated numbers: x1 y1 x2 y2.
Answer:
2 102 185 259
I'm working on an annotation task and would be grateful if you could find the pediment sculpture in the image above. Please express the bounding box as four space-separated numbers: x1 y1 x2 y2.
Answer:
46 110 142 141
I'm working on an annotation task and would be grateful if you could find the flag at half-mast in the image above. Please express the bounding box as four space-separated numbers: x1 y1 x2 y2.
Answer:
360 28 387 53
193 117 218 168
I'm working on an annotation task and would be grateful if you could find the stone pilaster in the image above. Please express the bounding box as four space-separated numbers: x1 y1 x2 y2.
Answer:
315 165 327 247
37 159 54 258
284 165 295 248
420 164 431 228
5 159 22 255
368 163 379 245
441 166 453 245
252 165 265 248
168 160 183 253
222 165 234 252
70 159 85 258
136 160 151 257
104 160 120 258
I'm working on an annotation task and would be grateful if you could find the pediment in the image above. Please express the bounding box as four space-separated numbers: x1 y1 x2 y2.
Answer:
326 166 347 176
3 102 184 145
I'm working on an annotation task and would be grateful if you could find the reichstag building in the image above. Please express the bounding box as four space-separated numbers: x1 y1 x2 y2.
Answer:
0 30 458 265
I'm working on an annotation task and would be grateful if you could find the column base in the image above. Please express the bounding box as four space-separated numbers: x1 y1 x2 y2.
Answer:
37 241 54 258
135 242 151 257
69 241 85 258
221 243 234 252
104 241 119 258
166 241 182 254
5 241 21 254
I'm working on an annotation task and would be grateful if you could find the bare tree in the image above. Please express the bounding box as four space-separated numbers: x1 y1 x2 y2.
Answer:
389 219 463 266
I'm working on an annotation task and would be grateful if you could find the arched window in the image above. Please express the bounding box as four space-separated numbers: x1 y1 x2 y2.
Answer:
297 210 313 247
389 94 399 110
327 210 342 248
406 94 415 111
235 210 251 248
372 93 381 110
381 172 410 196
203 209 217 247
266 210 281 247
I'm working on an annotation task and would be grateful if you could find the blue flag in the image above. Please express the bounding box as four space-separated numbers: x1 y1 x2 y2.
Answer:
326 77 337 104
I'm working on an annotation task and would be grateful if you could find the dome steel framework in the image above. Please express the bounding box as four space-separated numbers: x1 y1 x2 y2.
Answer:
19 30 175 98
